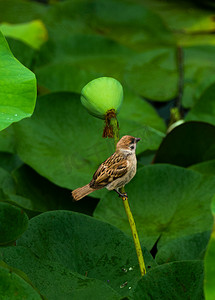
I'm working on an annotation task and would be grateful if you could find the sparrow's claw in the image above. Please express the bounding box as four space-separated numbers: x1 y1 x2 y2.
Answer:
114 189 128 200
121 193 128 200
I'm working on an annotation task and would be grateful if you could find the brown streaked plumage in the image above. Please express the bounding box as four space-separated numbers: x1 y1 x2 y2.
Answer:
72 135 140 201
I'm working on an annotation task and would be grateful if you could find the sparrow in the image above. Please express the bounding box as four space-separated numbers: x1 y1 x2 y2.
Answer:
72 135 141 201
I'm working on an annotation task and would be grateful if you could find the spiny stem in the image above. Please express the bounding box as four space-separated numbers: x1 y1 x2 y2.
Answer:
120 186 146 276
110 117 146 277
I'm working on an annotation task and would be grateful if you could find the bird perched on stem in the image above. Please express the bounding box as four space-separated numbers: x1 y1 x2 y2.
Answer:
72 135 140 201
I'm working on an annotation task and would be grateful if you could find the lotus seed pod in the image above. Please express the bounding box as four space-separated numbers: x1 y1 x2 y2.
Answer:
81 77 123 119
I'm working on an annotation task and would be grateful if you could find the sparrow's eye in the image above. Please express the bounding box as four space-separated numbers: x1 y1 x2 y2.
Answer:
130 145 134 150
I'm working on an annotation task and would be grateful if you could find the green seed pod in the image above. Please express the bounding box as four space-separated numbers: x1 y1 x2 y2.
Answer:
81 77 123 119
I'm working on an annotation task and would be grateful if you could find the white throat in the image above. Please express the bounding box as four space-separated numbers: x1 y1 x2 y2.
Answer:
120 148 135 157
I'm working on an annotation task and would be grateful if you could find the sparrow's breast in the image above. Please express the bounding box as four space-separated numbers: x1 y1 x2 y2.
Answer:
106 154 137 190
126 154 137 181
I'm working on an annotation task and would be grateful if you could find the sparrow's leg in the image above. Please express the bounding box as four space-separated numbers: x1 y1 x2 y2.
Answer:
114 189 128 199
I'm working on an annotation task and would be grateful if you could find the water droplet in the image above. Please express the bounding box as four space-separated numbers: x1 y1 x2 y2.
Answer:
14 114 18 117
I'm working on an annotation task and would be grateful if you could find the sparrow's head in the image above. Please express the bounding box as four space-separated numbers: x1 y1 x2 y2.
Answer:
116 135 141 155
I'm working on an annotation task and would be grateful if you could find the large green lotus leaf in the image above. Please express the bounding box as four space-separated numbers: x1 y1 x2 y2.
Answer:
154 121 215 167
13 92 106 193
34 33 133 94
204 197 215 300
133 261 204 300
183 46 215 108
186 83 215 126
13 92 164 193
94 164 215 262
0 31 36 131
120 89 166 132
0 260 44 296
0 20 48 50
0 251 121 300
0 265 42 300
0 202 28 245
36 32 132 66
124 47 178 101
35 56 124 95
0 211 155 298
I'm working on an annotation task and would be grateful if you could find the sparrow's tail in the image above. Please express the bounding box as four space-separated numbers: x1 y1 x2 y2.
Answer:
72 184 95 201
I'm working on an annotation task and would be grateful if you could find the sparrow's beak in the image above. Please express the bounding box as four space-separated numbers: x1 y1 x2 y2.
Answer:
135 138 141 143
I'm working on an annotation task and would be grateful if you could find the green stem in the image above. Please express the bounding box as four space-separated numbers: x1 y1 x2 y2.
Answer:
110 117 119 149
110 117 146 277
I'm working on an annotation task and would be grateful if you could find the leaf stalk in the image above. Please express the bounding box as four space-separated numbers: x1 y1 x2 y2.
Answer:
110 117 146 277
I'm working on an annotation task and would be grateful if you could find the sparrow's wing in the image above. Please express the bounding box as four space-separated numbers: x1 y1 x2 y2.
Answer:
90 152 128 188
